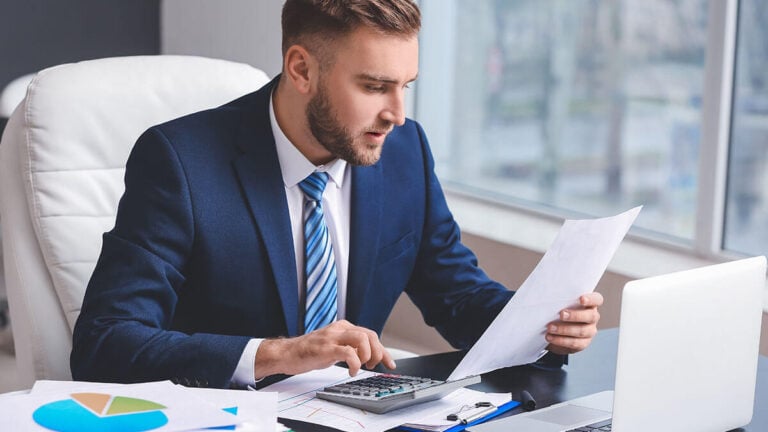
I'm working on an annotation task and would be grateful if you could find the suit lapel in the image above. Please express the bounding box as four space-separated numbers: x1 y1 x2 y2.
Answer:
232 78 300 336
346 163 383 325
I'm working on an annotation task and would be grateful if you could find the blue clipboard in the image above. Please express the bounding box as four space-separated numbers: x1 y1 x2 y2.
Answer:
399 399 521 432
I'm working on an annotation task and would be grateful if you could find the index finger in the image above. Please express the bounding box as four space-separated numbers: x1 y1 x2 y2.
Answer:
380 347 396 370
361 328 396 370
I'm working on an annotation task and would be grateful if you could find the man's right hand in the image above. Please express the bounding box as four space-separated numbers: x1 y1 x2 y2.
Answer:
253 320 396 380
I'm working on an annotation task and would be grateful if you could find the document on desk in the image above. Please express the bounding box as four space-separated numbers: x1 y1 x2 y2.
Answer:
0 380 245 431
449 206 641 381
30 379 278 431
264 365 511 432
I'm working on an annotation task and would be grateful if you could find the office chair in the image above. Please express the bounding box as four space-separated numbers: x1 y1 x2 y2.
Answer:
0 74 36 357
0 73 35 119
0 55 269 388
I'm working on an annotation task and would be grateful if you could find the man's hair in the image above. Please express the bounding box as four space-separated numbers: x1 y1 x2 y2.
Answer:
281 0 421 62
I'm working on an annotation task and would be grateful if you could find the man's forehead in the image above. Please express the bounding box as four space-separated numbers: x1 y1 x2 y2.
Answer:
331 29 419 81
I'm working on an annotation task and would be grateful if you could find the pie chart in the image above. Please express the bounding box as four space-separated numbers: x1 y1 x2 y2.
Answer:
32 392 168 432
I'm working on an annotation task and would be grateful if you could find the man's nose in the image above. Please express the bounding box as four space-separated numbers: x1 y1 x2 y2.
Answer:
380 91 406 127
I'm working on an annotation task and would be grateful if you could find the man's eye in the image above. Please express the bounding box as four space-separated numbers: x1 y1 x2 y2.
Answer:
365 85 386 93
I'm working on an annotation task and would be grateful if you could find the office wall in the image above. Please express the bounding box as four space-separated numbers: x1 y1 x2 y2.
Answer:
0 0 160 93
161 0 284 78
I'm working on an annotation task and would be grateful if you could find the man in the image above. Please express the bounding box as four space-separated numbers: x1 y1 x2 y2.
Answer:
71 0 603 389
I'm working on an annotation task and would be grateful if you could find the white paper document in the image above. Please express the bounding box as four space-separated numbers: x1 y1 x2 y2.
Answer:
6 379 278 431
448 206 641 380
0 380 243 431
264 365 510 432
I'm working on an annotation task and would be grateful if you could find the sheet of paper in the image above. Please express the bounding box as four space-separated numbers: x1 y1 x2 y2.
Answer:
263 365 510 432
184 388 278 432
1 380 239 431
31 380 278 431
449 206 641 381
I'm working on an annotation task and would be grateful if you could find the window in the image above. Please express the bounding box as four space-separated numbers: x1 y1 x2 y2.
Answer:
418 0 761 259
724 0 768 256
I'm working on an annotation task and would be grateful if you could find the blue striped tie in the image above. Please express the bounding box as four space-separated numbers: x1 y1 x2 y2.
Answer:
299 172 338 333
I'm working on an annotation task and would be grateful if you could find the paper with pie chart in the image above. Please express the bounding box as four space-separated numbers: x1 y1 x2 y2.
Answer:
33 392 170 432
0 380 244 431
30 379 278 431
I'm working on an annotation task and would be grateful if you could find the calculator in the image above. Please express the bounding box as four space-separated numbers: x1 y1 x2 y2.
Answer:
315 373 481 413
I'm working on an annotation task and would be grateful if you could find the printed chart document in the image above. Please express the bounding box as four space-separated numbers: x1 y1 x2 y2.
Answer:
264 365 510 432
0 379 278 431
32 380 278 430
449 206 641 380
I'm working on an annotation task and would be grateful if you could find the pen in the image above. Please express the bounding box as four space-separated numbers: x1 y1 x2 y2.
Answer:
459 405 497 425
521 390 537 411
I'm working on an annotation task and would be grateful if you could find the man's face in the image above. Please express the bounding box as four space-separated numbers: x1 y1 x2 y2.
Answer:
305 27 418 166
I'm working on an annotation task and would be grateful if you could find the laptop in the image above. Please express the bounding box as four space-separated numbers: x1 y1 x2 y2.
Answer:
469 255 766 432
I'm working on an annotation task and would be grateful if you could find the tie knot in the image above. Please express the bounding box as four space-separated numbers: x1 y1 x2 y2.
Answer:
299 171 329 202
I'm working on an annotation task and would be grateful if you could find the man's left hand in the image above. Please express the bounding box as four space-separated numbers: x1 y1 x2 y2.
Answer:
545 292 603 355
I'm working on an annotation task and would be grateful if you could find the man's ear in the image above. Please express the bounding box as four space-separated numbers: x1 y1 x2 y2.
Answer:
283 45 316 95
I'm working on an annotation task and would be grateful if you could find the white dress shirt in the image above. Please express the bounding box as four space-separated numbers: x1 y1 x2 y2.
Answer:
231 94 351 386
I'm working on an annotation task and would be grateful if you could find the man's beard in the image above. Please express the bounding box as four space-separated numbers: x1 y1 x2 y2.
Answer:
306 82 389 167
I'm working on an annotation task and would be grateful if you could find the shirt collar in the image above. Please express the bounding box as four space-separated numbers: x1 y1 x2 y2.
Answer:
270 94 347 189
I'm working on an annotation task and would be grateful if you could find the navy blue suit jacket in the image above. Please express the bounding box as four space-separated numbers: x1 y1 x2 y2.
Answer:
71 77 514 388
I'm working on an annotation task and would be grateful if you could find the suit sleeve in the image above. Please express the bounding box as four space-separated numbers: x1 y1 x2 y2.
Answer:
70 127 251 388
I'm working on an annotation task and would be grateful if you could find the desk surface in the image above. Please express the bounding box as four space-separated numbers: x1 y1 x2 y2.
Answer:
281 328 768 431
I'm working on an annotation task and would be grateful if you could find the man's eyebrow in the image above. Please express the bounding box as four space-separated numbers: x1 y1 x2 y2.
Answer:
355 73 418 85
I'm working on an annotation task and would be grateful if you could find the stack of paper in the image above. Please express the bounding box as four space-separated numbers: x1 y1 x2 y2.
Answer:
264 365 511 432
0 380 277 431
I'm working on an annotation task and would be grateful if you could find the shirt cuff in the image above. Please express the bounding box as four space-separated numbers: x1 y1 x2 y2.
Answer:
231 338 263 387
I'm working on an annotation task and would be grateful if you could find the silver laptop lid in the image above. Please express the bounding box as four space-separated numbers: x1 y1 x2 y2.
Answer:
612 256 765 431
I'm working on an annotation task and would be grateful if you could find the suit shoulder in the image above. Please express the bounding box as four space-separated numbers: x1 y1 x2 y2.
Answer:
137 90 268 161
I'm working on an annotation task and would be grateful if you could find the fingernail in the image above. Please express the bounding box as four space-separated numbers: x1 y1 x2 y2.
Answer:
562 311 570 319
549 325 557 332
545 334 553 342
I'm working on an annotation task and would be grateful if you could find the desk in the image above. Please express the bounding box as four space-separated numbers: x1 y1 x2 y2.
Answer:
281 328 768 431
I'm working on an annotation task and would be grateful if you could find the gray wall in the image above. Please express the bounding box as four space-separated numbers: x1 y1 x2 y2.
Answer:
161 0 284 78
0 0 160 93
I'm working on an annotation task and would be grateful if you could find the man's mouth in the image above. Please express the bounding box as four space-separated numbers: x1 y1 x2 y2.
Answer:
366 128 391 137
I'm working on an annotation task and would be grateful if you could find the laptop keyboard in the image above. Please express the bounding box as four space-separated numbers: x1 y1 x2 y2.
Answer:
568 418 612 431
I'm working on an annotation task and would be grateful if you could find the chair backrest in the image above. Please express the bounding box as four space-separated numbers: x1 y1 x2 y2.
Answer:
0 73 35 118
0 55 269 387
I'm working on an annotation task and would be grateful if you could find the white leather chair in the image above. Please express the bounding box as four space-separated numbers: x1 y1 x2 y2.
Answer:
0 56 269 387
0 74 35 118
0 73 36 363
